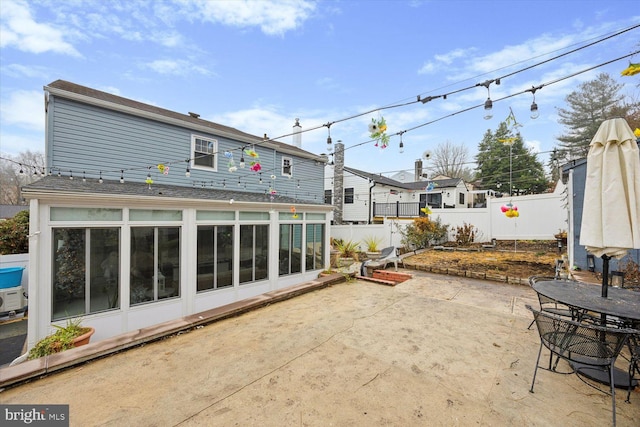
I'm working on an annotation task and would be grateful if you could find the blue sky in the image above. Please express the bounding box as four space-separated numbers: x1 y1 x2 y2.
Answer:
1 0 638 177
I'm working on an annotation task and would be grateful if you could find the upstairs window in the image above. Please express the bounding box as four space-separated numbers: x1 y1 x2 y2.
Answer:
192 135 217 171
282 157 292 177
324 189 332 204
344 188 354 204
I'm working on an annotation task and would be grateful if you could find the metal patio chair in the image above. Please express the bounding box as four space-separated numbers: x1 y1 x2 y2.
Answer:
527 276 576 330
626 331 640 403
526 304 637 426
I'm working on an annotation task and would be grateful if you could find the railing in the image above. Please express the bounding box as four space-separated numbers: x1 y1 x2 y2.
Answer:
373 202 422 218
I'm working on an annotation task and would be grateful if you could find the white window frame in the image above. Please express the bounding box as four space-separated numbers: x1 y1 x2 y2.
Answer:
191 135 217 172
282 157 293 177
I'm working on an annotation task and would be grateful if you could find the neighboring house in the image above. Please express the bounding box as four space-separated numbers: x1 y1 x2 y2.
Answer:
562 158 640 273
0 204 28 220
22 80 332 348
325 146 481 224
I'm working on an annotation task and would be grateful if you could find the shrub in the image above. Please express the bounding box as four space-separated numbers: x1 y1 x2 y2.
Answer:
334 239 360 260
0 209 29 254
454 222 478 246
620 258 640 288
362 235 383 252
28 318 91 359
400 217 449 250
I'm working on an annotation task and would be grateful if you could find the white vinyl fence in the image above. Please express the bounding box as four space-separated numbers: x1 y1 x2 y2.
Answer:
331 190 567 249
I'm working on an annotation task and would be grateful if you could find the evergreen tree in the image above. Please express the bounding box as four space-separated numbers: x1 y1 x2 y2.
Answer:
555 73 625 161
475 121 549 195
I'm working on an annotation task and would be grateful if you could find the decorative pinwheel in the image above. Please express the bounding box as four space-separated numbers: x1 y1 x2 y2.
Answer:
501 203 519 218
369 116 390 148
621 62 640 76
245 148 261 172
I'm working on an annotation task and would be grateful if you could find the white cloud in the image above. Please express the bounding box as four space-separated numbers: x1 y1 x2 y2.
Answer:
525 139 541 153
0 89 45 131
418 48 475 75
178 0 317 36
0 0 82 57
0 132 44 156
2 63 51 79
144 59 213 76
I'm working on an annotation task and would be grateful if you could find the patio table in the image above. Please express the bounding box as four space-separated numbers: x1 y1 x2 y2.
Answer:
531 279 640 389
531 279 640 323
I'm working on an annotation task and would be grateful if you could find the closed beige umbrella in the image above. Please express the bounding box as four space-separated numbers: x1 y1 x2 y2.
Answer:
580 118 640 296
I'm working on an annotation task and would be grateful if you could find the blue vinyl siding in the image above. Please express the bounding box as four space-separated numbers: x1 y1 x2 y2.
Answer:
48 97 323 202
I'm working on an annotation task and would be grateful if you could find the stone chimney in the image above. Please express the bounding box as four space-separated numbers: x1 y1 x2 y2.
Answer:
414 159 423 181
333 141 345 224
292 118 302 148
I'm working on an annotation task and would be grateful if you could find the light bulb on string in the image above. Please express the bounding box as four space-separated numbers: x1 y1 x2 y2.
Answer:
19 164 24 174
399 132 405 154
527 85 542 120
82 171 86 182
478 79 494 120
530 102 539 119
483 98 493 120
120 170 124 184
326 123 333 153
98 171 103 184
69 171 74 180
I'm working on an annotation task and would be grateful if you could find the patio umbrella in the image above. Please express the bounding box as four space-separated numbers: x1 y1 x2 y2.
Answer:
580 117 640 297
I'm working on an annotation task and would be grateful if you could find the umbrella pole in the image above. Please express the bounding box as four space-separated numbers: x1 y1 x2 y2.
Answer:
601 255 610 298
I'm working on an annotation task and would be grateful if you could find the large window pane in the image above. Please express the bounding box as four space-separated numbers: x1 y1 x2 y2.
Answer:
158 227 180 300
90 229 120 312
279 224 302 276
197 225 233 292
52 227 121 320
131 227 180 305
239 224 269 284
305 224 325 271
52 229 86 319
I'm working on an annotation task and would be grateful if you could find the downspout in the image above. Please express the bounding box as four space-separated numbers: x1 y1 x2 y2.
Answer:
368 179 376 224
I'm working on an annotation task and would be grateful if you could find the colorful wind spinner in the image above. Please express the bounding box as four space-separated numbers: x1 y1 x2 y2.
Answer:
501 203 519 218
369 116 390 149
245 148 261 172
621 62 640 76
224 151 238 172
420 206 432 215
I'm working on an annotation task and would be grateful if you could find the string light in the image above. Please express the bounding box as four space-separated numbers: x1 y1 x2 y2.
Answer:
2 38 635 197
120 170 124 184
99 171 103 183
82 171 86 182
478 79 498 120
526 85 542 119
326 123 333 153
399 132 405 154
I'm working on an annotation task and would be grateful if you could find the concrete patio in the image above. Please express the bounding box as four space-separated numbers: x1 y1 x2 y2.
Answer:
1 270 638 426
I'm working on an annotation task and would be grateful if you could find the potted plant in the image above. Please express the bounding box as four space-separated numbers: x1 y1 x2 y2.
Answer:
362 236 383 259
27 318 95 360
334 239 359 267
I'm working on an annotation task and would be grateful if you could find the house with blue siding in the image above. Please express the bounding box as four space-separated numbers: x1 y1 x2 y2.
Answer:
22 80 332 348
562 158 640 274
